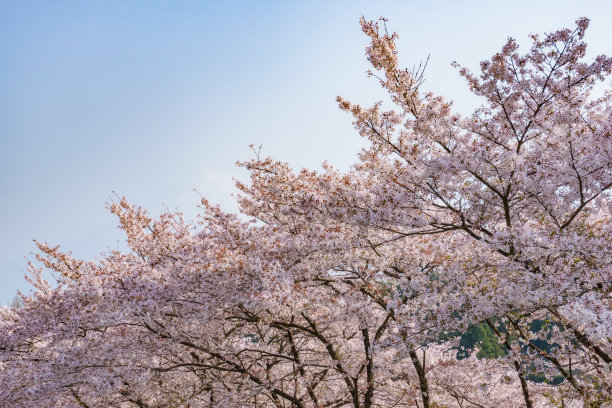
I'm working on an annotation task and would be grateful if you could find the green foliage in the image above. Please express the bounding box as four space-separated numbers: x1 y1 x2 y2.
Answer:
525 372 564 386
456 318 571 385
456 322 506 360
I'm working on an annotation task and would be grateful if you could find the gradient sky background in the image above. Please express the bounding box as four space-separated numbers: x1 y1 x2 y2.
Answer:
2 0 612 304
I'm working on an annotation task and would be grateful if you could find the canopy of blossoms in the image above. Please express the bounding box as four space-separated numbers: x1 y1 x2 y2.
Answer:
1 17 610 408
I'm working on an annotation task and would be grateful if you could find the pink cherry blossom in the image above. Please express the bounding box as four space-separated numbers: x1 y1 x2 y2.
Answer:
1 17 610 408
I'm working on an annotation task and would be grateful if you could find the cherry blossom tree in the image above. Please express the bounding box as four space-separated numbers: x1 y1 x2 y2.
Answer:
1 17 611 408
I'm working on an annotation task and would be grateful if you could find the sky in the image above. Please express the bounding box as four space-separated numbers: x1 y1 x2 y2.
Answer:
2 0 612 304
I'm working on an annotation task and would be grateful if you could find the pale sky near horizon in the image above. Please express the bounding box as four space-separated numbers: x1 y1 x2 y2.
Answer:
2 0 612 304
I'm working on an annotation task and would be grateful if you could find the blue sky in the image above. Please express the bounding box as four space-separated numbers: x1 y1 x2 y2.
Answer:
2 0 612 304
